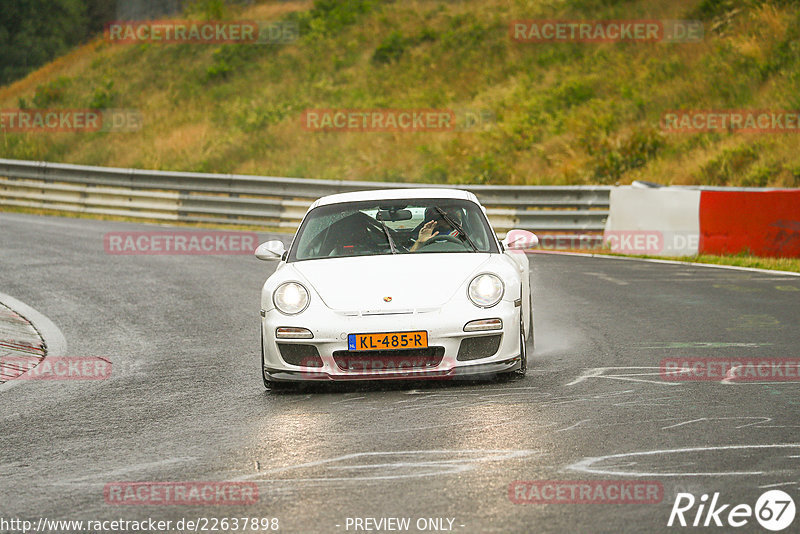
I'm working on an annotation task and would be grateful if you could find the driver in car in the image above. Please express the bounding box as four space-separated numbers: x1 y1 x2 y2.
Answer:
409 207 463 252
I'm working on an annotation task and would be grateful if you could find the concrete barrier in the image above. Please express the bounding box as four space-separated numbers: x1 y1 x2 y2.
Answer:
604 187 701 256
605 187 800 258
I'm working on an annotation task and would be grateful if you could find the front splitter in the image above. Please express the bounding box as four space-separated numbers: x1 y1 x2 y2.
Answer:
264 356 522 382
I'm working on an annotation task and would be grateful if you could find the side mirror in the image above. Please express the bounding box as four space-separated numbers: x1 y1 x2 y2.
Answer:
255 240 286 261
502 229 539 250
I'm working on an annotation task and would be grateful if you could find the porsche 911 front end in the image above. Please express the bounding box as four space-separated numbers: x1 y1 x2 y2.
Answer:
255 189 537 388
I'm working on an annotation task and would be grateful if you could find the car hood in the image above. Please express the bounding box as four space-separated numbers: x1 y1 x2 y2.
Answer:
291 254 493 312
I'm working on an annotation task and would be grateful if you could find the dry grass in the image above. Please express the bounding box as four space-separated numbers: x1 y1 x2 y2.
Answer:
0 0 798 188
605 252 800 273
0 40 102 103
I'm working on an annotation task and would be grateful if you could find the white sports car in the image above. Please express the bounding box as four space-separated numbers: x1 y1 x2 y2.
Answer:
255 188 538 388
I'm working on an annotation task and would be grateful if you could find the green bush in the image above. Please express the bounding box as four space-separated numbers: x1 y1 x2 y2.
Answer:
467 154 509 184
791 165 800 186
690 0 743 20
420 162 449 183
302 0 380 39
32 77 72 107
742 162 778 187
88 79 116 108
758 11 800 80
698 145 760 185
417 27 439 43
372 31 407 64
231 102 295 132
588 127 664 183
204 44 260 83
184 0 227 19
440 13 489 51
205 61 234 81
546 79 595 110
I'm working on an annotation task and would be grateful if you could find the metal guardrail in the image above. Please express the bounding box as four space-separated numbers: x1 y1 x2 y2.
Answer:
0 158 611 233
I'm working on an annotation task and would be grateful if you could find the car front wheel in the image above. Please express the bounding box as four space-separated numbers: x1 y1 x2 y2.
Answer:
512 308 527 379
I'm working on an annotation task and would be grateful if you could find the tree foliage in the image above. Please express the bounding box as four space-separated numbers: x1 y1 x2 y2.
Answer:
1 0 131 85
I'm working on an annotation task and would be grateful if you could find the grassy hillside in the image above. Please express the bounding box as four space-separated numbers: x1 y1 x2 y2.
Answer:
1 0 799 186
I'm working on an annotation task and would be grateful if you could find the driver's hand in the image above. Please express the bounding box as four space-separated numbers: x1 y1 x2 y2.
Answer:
418 220 439 242
410 221 439 252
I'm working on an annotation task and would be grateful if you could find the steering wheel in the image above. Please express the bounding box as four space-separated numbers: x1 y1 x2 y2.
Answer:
419 233 463 248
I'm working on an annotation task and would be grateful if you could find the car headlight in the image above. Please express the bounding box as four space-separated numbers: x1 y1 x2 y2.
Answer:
273 282 310 315
468 273 504 308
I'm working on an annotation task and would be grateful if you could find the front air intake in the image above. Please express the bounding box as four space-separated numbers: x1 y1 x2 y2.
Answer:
332 347 445 372
277 343 323 367
457 335 502 361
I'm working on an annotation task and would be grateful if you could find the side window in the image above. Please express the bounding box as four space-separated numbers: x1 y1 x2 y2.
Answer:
295 210 353 259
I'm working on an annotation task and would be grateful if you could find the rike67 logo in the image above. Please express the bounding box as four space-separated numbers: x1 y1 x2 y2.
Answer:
668 490 795 531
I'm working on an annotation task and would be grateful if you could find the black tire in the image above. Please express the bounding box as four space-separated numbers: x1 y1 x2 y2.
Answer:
512 308 527 379
528 293 535 347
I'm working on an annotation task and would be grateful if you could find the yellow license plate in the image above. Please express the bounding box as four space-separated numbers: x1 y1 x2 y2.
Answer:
348 331 428 351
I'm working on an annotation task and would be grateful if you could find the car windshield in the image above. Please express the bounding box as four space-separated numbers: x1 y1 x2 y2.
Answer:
289 198 498 261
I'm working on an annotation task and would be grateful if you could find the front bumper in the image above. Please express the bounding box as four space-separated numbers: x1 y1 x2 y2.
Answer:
263 357 521 382
261 298 522 382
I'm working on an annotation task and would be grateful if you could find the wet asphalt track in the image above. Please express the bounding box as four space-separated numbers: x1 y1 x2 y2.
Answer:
1 212 799 534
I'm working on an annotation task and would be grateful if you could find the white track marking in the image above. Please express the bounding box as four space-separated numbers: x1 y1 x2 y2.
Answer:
566 367 680 386
583 272 629 285
531 250 800 277
637 342 771 349
0 292 67 393
567 444 800 477
235 449 537 483
331 396 367 404
54 457 198 485
556 419 591 432
660 417 786 430
565 368 606 386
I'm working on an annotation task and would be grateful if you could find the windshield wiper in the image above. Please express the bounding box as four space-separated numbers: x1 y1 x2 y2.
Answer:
434 207 478 252
377 219 398 254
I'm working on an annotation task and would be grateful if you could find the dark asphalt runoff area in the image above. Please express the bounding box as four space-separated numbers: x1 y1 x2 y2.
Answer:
1 212 799 534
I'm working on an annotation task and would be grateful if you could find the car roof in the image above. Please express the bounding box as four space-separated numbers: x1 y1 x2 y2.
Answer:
311 188 479 209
